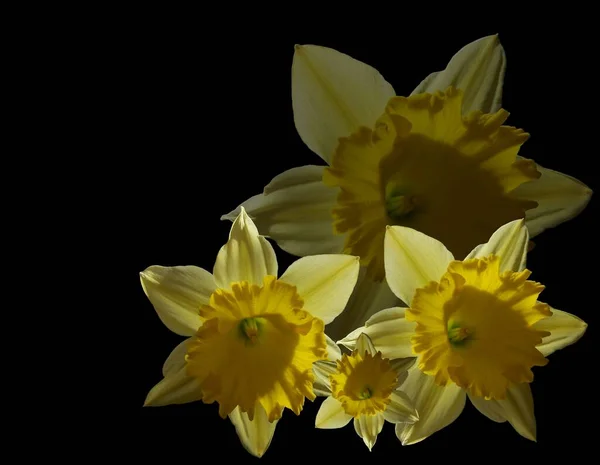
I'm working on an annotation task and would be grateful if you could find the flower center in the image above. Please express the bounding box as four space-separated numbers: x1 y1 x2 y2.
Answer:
406 254 552 400
329 351 397 417
185 275 327 422
323 87 539 281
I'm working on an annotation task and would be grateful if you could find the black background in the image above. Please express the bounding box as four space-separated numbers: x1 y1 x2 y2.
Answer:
127 19 596 460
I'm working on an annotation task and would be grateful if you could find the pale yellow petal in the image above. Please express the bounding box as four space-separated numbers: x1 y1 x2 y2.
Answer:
144 367 202 407
280 254 360 324
326 335 341 361
469 383 536 441
511 161 592 238
354 413 385 451
325 270 400 342
214 207 277 288
411 35 506 114
395 366 466 445
383 390 419 424
293 44 395 163
229 403 278 458
355 332 377 356
465 219 529 272
162 339 189 376
221 166 344 257
140 265 215 336
338 307 416 360
316 396 353 429
313 360 336 396
534 307 587 357
385 225 454 304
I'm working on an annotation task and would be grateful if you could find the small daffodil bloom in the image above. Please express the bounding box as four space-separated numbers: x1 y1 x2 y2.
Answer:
339 219 587 444
140 208 360 458
313 333 418 450
222 36 592 341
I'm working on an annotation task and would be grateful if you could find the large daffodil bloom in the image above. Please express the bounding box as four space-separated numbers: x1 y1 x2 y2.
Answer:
339 219 587 444
140 208 360 458
313 333 418 450
221 35 592 340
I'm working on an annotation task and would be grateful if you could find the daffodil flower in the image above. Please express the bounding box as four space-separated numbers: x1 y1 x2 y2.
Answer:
338 219 587 444
221 35 592 340
313 333 418 450
140 208 360 457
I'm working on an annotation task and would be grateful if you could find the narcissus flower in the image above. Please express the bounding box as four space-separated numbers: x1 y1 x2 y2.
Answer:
339 219 587 444
221 35 592 341
140 208 360 458
313 333 418 450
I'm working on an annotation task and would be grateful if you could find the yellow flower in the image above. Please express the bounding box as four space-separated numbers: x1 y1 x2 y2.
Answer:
338 219 587 444
313 333 418 450
221 36 592 341
141 208 360 457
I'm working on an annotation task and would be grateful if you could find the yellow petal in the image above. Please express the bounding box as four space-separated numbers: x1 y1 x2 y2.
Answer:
465 219 529 272
292 45 395 163
533 307 587 357
315 396 353 429
383 390 419 424
229 403 278 458
325 270 400 341
279 254 360 324
338 307 416 360
395 366 466 445
214 207 277 288
221 166 343 257
385 226 454 304
511 161 592 238
411 35 506 115
469 383 536 441
354 413 385 451
140 265 215 336
144 367 202 407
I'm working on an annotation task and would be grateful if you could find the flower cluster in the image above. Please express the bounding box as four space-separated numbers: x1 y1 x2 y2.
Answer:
140 35 590 457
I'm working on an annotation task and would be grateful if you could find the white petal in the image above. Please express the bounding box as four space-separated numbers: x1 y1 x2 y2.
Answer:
384 226 454 305
221 166 344 257
324 269 400 342
355 333 377 356
315 396 353 429
144 365 202 407
395 367 466 445
326 335 341 361
229 403 278 458
292 45 395 163
279 254 360 324
312 360 336 396
354 413 385 451
383 390 419 424
465 219 529 272
214 207 277 288
533 307 588 357
162 338 189 376
338 307 416 360
411 35 506 114
390 358 416 388
140 265 215 336
469 383 536 441
511 161 593 238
